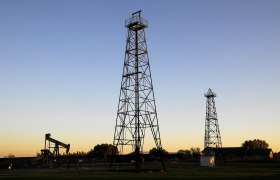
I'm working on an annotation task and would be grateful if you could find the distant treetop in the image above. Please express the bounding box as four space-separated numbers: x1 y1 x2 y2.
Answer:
242 139 269 150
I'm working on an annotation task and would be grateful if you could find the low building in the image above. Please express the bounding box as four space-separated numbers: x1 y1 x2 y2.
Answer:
244 149 273 160
202 147 273 162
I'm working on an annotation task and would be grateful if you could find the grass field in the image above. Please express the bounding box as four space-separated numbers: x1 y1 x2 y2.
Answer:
0 161 280 179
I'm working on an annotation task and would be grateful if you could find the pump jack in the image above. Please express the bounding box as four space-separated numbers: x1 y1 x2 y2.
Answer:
37 133 70 167
43 133 70 156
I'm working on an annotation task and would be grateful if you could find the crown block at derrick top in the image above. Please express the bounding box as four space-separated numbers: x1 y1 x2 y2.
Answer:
125 13 148 29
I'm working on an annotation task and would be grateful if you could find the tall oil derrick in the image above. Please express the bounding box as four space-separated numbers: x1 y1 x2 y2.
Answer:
204 88 222 149
112 11 164 171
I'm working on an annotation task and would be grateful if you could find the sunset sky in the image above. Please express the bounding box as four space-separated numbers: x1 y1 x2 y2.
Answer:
0 0 279 157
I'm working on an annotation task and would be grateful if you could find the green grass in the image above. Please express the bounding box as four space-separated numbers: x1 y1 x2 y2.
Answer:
1 161 280 179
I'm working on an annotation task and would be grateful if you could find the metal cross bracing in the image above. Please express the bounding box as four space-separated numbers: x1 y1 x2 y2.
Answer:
112 11 164 171
204 88 222 149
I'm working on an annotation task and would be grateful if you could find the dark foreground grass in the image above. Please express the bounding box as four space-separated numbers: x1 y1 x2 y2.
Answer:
0 161 280 179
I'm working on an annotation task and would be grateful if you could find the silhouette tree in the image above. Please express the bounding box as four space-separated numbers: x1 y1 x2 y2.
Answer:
178 149 191 155
242 139 269 150
88 144 119 158
149 147 168 156
190 147 201 159
5 154 15 158
273 152 280 160
177 149 192 160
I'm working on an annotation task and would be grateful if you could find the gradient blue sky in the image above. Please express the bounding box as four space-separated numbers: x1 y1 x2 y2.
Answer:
0 0 279 157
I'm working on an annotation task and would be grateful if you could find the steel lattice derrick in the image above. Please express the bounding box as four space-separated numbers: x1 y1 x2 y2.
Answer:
111 11 164 171
204 88 222 149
